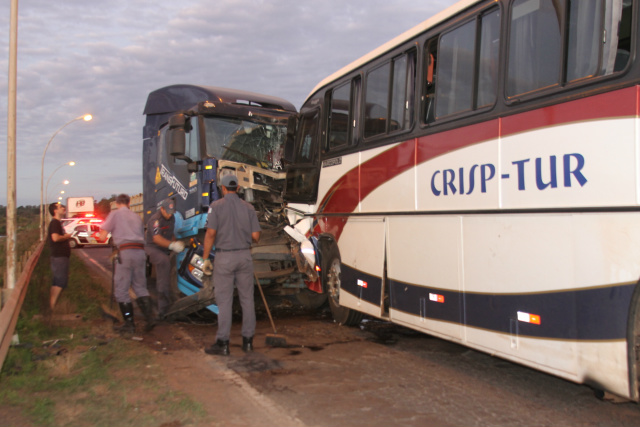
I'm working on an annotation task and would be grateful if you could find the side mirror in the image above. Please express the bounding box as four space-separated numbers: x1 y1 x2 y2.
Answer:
168 113 187 156
169 113 186 129
169 128 186 156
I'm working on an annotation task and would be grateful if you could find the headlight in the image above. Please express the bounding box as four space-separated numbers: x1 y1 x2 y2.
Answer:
190 253 205 269
189 254 205 281
189 264 204 281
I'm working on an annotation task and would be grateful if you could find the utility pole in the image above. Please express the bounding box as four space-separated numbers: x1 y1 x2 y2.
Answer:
5 0 18 290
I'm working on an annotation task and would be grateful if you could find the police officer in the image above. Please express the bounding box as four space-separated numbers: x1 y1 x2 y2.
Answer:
145 198 185 319
202 174 261 356
99 194 155 333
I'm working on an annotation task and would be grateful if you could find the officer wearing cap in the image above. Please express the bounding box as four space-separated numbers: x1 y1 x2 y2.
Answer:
99 193 155 333
202 174 261 356
145 198 185 319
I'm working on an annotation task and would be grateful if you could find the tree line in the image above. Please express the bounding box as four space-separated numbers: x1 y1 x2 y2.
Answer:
0 196 116 235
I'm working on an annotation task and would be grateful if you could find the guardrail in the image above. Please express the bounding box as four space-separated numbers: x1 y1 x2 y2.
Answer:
0 241 44 371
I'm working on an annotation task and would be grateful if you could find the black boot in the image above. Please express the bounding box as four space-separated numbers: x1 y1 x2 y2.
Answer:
204 339 230 356
136 296 156 332
242 336 254 353
115 302 135 334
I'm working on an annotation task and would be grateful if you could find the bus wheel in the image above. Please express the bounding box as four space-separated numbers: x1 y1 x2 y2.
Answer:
323 246 363 326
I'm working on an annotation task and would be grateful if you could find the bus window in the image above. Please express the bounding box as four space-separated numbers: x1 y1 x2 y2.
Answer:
436 20 476 117
567 0 602 81
390 54 408 132
328 82 351 150
298 110 319 164
599 0 631 75
423 40 438 123
365 63 390 138
510 0 632 94
284 109 320 203
508 0 562 97
477 9 500 108
566 0 633 81
432 8 500 119
365 50 415 139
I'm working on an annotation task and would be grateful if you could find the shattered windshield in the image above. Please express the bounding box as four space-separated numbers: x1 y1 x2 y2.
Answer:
203 116 288 171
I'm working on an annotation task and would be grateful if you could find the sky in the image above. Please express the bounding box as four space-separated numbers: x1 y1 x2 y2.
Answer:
0 0 458 207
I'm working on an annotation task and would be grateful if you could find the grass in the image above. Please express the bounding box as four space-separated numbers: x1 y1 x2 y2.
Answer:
0 242 208 427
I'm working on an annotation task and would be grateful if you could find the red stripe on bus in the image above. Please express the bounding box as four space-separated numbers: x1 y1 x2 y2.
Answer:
501 86 638 136
315 86 639 239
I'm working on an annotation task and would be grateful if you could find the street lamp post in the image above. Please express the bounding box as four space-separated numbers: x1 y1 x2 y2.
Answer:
40 115 91 240
45 179 70 208
44 162 74 208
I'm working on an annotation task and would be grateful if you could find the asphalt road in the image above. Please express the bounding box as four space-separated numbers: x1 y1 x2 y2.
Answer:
75 246 640 427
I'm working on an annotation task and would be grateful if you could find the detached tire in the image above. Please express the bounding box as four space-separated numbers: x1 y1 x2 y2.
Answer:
322 243 364 326
296 288 328 310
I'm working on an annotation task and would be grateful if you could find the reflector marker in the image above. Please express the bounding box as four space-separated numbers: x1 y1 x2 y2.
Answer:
517 311 541 325
429 293 445 303
357 279 368 288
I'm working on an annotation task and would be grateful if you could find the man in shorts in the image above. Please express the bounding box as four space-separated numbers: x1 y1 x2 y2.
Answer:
48 202 72 311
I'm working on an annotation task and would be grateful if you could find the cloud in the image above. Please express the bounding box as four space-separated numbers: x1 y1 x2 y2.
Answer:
0 0 457 206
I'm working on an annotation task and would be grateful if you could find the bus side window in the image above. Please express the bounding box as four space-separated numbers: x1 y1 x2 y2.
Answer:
424 7 499 123
598 0 632 75
424 41 438 123
477 9 500 108
364 63 391 138
365 49 415 138
328 82 351 151
508 0 562 97
298 110 319 164
284 109 321 204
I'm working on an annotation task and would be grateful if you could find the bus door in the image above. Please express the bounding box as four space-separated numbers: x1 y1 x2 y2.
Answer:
386 216 463 341
338 216 387 318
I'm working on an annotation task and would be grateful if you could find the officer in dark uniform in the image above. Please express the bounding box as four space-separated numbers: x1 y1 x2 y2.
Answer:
202 174 261 356
99 193 155 333
145 198 185 319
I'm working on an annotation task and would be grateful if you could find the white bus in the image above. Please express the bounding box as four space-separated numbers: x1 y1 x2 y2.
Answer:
284 0 640 401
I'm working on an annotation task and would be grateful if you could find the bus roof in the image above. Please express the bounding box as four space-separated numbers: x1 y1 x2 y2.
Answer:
305 0 478 103
143 84 297 116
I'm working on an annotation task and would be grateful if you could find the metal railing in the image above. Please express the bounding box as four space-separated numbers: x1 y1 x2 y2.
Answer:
0 241 44 371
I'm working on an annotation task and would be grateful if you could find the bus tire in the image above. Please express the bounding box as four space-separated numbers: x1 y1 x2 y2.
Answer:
323 244 364 326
